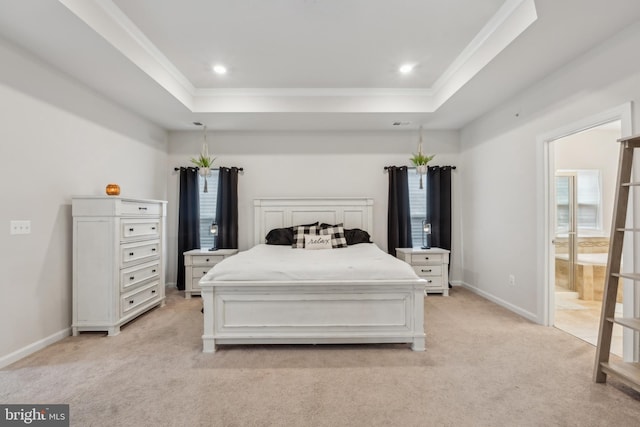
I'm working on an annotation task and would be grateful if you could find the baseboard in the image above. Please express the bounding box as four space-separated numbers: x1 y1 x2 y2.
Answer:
453 280 540 324
0 328 70 369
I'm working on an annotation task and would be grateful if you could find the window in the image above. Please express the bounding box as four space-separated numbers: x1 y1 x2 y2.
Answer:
198 170 219 249
556 169 602 232
408 168 427 246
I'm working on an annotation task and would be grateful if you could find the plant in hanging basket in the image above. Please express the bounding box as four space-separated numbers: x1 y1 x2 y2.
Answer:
190 153 216 170
410 152 435 168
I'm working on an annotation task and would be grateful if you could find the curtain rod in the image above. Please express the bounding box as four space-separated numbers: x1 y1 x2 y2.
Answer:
384 165 457 170
174 167 244 171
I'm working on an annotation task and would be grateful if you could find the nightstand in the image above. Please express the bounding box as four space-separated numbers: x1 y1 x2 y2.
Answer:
183 248 238 299
396 247 450 296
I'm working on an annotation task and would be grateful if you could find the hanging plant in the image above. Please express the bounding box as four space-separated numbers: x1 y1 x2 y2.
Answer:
410 126 435 189
190 125 216 192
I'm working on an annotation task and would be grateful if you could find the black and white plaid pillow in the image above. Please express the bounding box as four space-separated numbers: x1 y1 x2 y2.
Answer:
320 223 348 248
292 225 319 248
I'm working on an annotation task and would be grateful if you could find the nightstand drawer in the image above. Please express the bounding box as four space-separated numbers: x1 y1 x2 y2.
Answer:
410 253 443 265
192 267 212 279
192 255 224 266
413 265 442 277
423 277 443 288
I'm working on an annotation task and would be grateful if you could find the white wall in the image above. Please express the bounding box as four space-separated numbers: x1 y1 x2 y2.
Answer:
458 21 640 322
0 38 168 366
166 130 461 285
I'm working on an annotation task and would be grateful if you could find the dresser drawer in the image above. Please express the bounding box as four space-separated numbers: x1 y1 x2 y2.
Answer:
121 282 161 316
191 255 224 266
121 219 160 241
120 260 160 292
120 201 162 216
410 253 443 265
121 240 160 266
413 265 443 277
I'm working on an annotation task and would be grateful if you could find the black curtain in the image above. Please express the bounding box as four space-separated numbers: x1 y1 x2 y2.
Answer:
216 167 239 249
387 166 412 257
427 166 453 251
177 167 200 291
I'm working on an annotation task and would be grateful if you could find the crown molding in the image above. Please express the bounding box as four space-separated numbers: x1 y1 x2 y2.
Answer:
58 0 537 115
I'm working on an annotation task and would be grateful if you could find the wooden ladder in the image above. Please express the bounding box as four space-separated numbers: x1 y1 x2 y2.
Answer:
593 134 640 392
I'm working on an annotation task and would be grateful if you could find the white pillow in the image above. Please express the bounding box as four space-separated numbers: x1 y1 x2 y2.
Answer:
304 234 333 250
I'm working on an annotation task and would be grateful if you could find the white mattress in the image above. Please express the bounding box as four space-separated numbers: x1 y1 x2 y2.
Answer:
202 243 421 282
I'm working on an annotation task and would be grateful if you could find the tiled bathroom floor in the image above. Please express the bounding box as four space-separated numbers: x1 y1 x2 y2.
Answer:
554 291 623 357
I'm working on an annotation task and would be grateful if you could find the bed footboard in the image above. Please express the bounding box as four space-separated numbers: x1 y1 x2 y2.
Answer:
201 281 425 352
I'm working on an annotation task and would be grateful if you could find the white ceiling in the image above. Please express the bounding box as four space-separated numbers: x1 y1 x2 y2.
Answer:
1 0 640 131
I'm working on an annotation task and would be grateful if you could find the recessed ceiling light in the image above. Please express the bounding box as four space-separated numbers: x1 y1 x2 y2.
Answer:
399 64 414 74
213 65 227 75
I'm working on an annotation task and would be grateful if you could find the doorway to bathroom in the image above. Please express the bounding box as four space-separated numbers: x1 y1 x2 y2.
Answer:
552 121 622 355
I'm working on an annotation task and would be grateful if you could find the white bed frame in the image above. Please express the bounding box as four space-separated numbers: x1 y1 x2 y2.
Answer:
200 197 426 352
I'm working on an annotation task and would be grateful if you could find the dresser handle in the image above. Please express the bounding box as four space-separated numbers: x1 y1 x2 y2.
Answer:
151 248 157 252
152 269 156 273
424 257 430 260
129 276 135 281
129 252 134 256
151 289 157 294
129 228 134 232
206 258 210 262
138 207 147 211
151 226 156 230
427 280 433 283
129 300 134 304
421 269 432 273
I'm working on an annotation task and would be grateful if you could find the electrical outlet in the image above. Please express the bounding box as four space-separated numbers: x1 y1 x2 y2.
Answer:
508 274 516 286
10 220 31 235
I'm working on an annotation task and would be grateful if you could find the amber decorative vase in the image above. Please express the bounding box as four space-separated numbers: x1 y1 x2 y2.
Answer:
105 183 120 196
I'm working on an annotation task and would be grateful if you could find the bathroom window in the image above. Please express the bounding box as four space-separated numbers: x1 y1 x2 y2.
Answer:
556 169 602 231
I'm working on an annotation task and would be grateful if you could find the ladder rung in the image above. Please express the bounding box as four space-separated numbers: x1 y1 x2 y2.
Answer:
607 316 640 331
621 182 640 186
615 228 640 232
600 362 640 393
612 272 640 281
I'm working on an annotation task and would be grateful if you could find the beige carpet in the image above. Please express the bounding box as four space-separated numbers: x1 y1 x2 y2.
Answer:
1 287 639 426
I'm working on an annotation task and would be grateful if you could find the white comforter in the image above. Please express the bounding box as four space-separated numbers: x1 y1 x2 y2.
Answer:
202 243 421 282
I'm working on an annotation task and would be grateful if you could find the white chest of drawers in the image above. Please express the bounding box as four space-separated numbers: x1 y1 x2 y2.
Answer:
396 247 450 296
72 196 167 336
183 249 238 298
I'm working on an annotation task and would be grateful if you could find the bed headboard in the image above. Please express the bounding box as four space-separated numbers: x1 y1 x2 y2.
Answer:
254 197 374 245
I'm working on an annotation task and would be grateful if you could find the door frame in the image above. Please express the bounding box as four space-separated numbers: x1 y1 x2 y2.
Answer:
538 102 634 358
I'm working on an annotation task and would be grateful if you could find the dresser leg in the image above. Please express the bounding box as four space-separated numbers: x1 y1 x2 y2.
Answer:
72 327 79 337
107 326 120 337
